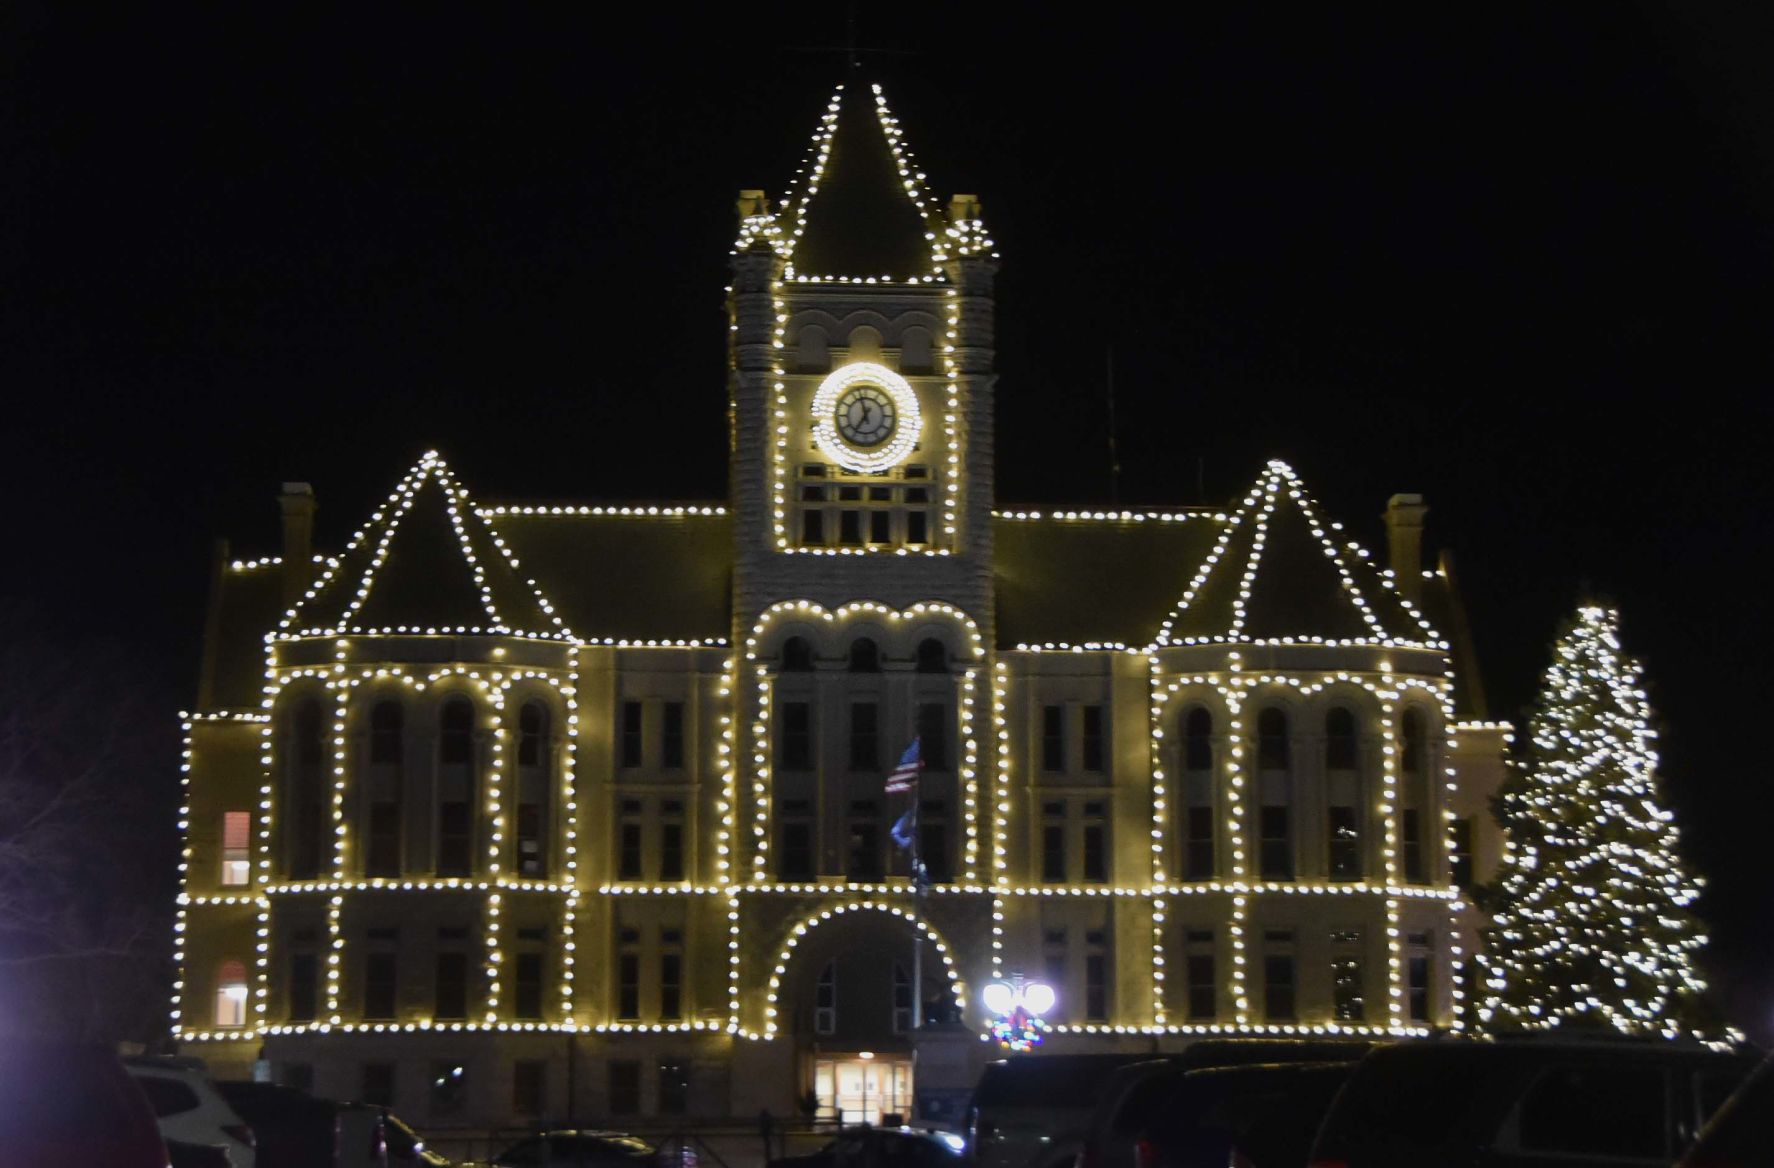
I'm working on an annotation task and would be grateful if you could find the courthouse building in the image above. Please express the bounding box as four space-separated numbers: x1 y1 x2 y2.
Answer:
173 79 1512 1128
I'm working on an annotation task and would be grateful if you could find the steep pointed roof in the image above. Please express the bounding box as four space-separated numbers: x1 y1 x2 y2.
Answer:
1154 461 1445 648
281 452 571 638
776 80 947 280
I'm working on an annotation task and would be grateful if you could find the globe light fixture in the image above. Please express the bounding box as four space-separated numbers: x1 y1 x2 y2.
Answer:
981 974 1054 1052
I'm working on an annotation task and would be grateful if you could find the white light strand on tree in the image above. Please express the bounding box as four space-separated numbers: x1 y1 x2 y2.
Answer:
1479 605 1709 1038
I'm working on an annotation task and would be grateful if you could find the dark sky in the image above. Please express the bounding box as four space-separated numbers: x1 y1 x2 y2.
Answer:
5 5 1772 1034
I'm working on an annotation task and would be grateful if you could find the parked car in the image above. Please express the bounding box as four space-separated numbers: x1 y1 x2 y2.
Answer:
1072 1040 1376 1168
769 1126 965 1168
0 1039 167 1168
971 1053 1160 1168
125 1054 258 1167
1128 1057 1348 1164
215 1080 447 1168
1308 1036 1756 1168
1678 1050 1774 1167
475 1130 660 1168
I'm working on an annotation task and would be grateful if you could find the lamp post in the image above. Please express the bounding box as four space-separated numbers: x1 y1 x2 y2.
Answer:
981 974 1055 1052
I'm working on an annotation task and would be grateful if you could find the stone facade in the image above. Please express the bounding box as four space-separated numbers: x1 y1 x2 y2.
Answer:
173 79 1511 1130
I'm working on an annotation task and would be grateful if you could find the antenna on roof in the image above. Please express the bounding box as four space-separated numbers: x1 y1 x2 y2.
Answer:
1106 347 1121 507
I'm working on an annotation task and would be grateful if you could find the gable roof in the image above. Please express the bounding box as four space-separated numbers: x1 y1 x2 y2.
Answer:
776 80 946 280
1155 460 1445 648
281 452 570 638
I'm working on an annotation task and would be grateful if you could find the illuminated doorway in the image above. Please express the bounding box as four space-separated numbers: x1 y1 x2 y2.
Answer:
814 1054 913 1125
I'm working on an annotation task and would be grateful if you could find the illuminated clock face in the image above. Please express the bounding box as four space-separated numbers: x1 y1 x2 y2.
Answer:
811 362 922 473
836 385 897 448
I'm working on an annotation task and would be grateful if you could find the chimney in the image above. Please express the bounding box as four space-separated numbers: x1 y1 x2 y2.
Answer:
1383 494 1427 602
279 482 315 607
736 189 769 220
949 193 982 222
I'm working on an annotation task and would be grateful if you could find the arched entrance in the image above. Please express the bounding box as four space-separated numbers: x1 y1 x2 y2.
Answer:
767 902 966 1125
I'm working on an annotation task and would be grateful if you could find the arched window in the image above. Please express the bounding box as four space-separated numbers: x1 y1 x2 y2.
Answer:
848 638 880 673
1401 709 1426 774
796 324 830 373
781 637 814 672
515 700 551 877
815 961 838 1035
294 699 326 768
288 698 327 880
915 638 948 674
439 698 474 765
1183 707 1213 771
518 701 549 767
1257 708 1290 770
215 960 248 1028
1325 708 1358 770
369 700 403 765
899 326 934 373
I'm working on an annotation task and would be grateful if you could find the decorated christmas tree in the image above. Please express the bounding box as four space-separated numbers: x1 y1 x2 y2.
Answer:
1479 604 1709 1036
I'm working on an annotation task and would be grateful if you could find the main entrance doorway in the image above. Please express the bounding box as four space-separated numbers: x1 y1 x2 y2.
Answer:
815 1054 914 1125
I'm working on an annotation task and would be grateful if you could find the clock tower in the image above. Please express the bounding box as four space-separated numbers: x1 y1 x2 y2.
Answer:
727 79 999 643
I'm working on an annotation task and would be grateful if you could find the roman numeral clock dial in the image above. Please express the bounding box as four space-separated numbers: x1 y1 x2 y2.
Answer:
810 362 922 473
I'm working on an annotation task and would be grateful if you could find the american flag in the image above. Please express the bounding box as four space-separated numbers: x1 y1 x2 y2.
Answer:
885 737 923 794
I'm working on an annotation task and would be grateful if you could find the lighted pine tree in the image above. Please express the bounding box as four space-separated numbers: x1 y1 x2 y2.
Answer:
1478 604 1709 1036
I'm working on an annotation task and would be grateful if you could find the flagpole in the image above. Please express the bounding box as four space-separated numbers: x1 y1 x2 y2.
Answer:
911 793 923 1032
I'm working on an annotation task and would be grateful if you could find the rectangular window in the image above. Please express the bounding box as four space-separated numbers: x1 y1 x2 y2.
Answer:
621 701 644 768
289 953 318 1022
1332 954 1365 1022
850 702 880 771
869 510 892 544
1082 802 1108 883
430 1061 467 1117
1402 809 1424 882
918 814 949 884
1260 806 1292 880
839 510 862 545
437 802 471 876
619 820 643 881
1409 953 1431 1022
801 509 825 546
1042 928 1067 997
847 803 881 882
906 510 929 544
609 1060 641 1115
1085 943 1109 1021
367 801 400 877
893 964 914 1033
435 952 468 1020
514 952 543 1020
1264 953 1296 1021
659 814 685 882
1186 806 1215 879
1451 817 1473 888
778 813 814 882
1328 805 1360 880
1082 705 1106 772
659 1061 689 1115
917 703 950 770
221 811 251 886
1041 802 1065 882
815 962 838 1034
780 702 813 771
362 1063 395 1109
661 953 683 1021
364 952 397 1020
1042 706 1065 771
661 702 685 769
512 1060 545 1118
516 802 544 877
618 953 640 1020
1186 948 1215 1021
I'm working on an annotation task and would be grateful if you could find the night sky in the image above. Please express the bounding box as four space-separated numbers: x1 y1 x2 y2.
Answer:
5 5 1772 1035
